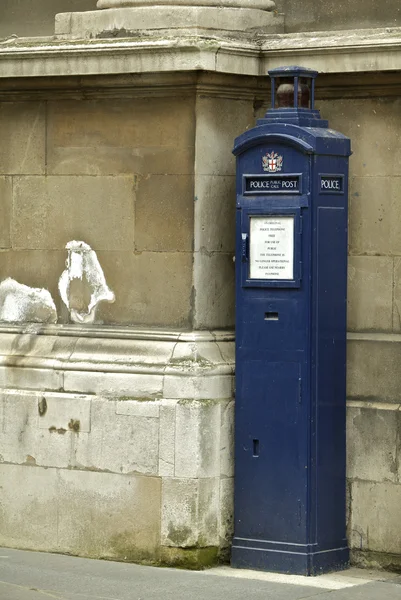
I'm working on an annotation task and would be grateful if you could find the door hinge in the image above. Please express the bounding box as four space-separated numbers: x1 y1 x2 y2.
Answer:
241 233 249 262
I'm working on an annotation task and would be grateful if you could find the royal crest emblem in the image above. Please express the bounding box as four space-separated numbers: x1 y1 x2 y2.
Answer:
262 151 283 173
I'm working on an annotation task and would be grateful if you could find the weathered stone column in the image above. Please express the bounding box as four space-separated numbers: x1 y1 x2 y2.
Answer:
56 0 283 38
1 0 282 571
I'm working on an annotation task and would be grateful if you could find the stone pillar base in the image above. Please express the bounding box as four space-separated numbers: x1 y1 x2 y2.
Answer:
55 7 284 39
0 327 234 567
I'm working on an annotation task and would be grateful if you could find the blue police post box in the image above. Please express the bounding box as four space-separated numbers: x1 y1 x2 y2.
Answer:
232 67 351 575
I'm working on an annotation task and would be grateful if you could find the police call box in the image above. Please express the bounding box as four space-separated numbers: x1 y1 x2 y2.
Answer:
232 67 351 576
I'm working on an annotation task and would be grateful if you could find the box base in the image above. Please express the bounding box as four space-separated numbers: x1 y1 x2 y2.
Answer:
231 539 350 576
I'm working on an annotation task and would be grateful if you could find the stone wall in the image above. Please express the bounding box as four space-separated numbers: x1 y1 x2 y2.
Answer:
0 73 248 329
0 92 196 327
0 329 234 566
0 1 96 38
276 0 400 33
0 71 254 565
1 0 399 38
319 92 401 570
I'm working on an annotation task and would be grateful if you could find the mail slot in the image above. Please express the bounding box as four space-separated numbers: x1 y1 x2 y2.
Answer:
232 67 352 576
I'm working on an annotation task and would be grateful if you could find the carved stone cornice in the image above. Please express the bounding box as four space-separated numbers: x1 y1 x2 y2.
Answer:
0 27 400 84
260 27 401 73
0 326 234 398
96 0 276 8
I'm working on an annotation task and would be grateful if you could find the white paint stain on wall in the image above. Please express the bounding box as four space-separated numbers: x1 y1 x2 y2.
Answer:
58 241 115 324
0 278 57 323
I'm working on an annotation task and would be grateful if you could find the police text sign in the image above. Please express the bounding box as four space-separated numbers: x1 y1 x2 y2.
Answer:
244 175 300 194
249 216 294 280
320 175 344 194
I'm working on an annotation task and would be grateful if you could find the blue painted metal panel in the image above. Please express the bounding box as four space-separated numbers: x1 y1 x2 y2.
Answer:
232 67 351 575
235 360 305 542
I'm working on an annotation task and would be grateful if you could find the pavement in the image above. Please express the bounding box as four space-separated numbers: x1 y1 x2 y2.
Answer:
0 548 401 600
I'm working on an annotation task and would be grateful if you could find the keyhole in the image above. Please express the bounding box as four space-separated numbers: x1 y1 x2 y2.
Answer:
253 439 260 457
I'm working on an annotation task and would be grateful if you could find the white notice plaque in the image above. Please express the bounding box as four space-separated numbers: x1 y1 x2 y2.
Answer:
249 216 294 280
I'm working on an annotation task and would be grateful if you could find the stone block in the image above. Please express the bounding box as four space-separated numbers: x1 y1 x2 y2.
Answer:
1 391 39 464
0 335 22 359
0 390 92 470
54 12 72 35
0 394 3 436
116 400 160 418
347 338 401 402
347 402 398 483
174 400 221 478
346 480 351 531
162 375 196 400
159 400 176 477
0 365 63 392
73 398 116 470
163 373 233 400
349 480 401 554
101 415 160 475
94 251 192 327
63 370 164 398
219 477 234 547
220 400 234 478
74 397 159 475
173 401 203 477
215 46 263 76
0 464 59 552
0 389 35 435
169 337 224 369
0 177 11 249
161 478 199 547
193 252 235 329
135 174 194 252
3 332 58 360
46 97 195 176
347 256 393 332
12 175 135 252
216 340 235 366
69 337 175 369
37 431 81 470
37 393 92 433
161 476 221 549
392 258 401 331
319 97 401 178
194 175 235 253
0 250 66 318
0 102 45 175
349 176 401 256
0 333 76 369
57 469 161 559
198 478 220 546
195 96 254 176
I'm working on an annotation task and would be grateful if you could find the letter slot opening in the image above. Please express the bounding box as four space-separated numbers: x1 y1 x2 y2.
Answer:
253 439 260 457
264 312 279 320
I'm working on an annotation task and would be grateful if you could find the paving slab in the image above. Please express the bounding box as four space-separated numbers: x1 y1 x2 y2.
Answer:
0 548 400 600
311 581 401 599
